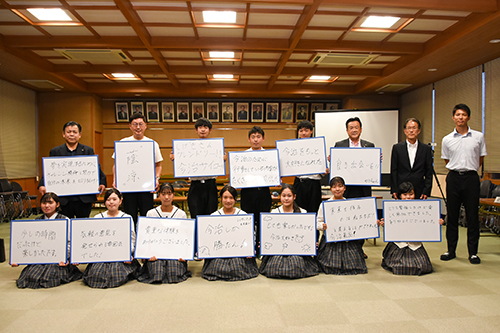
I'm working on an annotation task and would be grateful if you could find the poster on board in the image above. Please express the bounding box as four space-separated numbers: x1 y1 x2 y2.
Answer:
43 155 100 196
383 200 441 242
70 217 132 264
260 213 317 256
134 217 196 260
172 138 225 178
322 197 379 242
10 219 68 265
114 140 156 193
197 214 254 259
229 149 281 188
330 147 381 186
276 137 327 177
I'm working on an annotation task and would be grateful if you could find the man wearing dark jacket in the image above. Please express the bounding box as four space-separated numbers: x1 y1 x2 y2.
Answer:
390 118 433 199
38 121 106 218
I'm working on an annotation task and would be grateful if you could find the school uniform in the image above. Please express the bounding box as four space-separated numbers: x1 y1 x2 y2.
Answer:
16 213 83 289
82 211 140 288
137 207 192 284
201 208 259 281
240 148 272 254
259 206 319 279
381 242 433 276
316 197 367 275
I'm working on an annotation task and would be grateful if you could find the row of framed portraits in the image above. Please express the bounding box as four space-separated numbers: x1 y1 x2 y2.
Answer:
115 101 340 123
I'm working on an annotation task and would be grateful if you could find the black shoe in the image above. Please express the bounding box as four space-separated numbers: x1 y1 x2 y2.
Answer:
469 255 481 264
440 252 456 261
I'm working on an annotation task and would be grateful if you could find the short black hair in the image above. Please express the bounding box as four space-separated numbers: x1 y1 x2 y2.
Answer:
345 117 362 129
329 176 345 188
297 120 313 132
248 126 265 138
40 192 61 212
195 117 212 129
220 185 237 200
397 182 415 197
104 188 122 202
158 182 174 194
63 121 81 132
404 118 421 129
130 113 146 123
453 103 471 117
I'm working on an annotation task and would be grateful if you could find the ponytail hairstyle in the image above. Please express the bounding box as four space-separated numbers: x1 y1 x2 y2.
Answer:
158 182 174 194
219 184 237 200
280 183 301 213
104 188 122 202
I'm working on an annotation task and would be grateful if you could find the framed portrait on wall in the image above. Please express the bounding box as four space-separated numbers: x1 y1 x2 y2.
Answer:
326 103 340 110
207 102 219 122
146 102 160 122
115 102 129 122
310 102 324 122
161 102 174 122
296 103 309 121
266 102 279 122
251 103 264 122
280 102 294 122
221 102 234 122
192 102 205 121
236 102 249 122
131 101 144 116
177 102 190 122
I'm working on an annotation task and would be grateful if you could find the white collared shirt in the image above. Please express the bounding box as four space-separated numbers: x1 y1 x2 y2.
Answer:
349 139 361 147
441 127 487 171
406 140 418 168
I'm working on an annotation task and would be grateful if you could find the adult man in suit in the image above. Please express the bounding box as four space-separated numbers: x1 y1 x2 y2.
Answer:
163 106 173 120
334 117 376 259
252 105 263 121
117 105 128 120
334 117 375 198
208 105 218 120
148 105 158 121
237 105 248 120
38 121 107 218
390 118 433 200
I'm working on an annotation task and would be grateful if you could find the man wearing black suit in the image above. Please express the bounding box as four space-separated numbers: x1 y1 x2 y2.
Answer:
38 121 107 218
390 118 433 200
334 117 375 198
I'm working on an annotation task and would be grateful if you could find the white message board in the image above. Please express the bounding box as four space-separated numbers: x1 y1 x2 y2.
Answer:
323 197 379 242
173 138 225 178
260 213 317 256
276 137 327 177
134 217 196 260
330 147 381 185
10 219 68 265
229 149 281 188
70 217 132 263
197 214 254 259
383 200 441 242
114 140 156 193
43 155 99 196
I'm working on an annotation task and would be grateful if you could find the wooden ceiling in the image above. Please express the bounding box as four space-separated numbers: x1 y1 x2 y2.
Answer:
1 0 500 99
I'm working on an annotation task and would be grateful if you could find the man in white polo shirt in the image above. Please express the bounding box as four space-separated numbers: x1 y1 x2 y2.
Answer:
440 103 487 264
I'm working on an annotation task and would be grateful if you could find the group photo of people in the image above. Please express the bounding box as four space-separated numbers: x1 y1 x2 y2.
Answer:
9 102 488 291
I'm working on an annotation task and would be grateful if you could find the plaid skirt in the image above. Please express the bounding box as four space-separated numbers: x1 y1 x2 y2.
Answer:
202 257 259 281
317 236 367 275
83 260 141 288
16 264 83 289
381 242 433 276
259 255 319 279
137 259 192 284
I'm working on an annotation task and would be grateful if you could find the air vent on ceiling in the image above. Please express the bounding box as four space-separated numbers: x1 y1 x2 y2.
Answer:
21 80 63 89
309 53 379 65
55 49 131 63
376 84 412 92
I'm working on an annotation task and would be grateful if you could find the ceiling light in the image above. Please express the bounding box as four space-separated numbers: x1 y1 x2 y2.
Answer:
361 16 400 29
27 8 72 21
203 11 236 23
489 39 500 44
111 73 135 78
213 74 234 79
309 76 331 81
209 51 235 58
428 68 437 72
